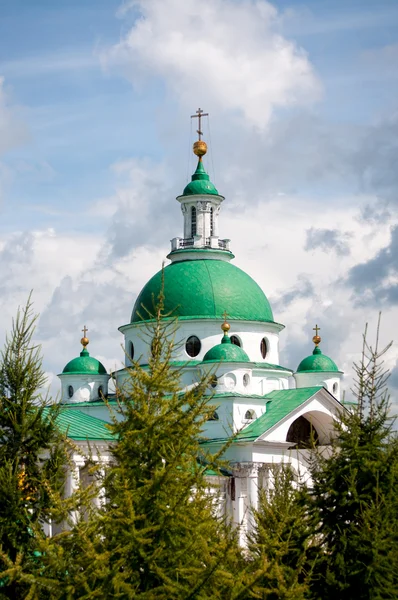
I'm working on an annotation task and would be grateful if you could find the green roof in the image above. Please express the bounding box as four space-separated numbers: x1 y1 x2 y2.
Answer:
203 332 250 363
62 348 107 376
55 409 115 441
182 159 219 196
201 387 323 444
131 259 274 323
296 346 339 373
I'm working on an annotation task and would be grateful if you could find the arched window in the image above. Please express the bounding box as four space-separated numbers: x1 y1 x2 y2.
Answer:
185 335 201 357
260 337 268 359
333 382 338 394
68 385 74 398
129 341 134 361
98 385 104 398
244 409 256 420
230 335 241 347
210 375 218 388
286 416 319 449
210 207 214 236
243 373 250 387
191 206 197 237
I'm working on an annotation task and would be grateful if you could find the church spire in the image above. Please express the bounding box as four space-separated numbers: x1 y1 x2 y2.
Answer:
169 110 232 260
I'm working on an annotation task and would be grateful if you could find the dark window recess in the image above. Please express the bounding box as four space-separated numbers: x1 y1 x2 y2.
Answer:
68 385 74 398
286 416 319 449
186 335 201 357
98 385 103 397
230 335 241 347
230 477 236 501
129 341 134 361
191 206 197 237
209 411 219 421
260 337 268 359
210 375 218 388
245 409 256 420
210 207 214 236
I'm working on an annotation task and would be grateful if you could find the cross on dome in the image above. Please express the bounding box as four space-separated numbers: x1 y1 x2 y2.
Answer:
312 324 321 346
81 325 89 349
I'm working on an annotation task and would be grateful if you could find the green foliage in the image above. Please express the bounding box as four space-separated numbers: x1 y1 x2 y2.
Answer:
0 296 70 597
307 317 398 599
245 467 314 600
40 288 247 599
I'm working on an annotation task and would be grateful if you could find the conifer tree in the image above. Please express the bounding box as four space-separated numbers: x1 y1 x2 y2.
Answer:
245 466 314 600
0 297 71 597
307 317 398 599
41 288 249 599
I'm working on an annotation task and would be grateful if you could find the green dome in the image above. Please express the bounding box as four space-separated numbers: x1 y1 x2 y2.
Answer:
131 259 274 323
182 159 219 196
296 346 339 373
203 333 250 363
62 349 107 375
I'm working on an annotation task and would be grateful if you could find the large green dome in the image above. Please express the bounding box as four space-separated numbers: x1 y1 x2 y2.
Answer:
131 259 274 323
62 349 107 375
296 346 339 373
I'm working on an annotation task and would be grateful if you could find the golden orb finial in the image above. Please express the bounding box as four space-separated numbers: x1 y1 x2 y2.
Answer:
221 310 230 333
81 325 89 349
312 324 321 346
193 140 208 158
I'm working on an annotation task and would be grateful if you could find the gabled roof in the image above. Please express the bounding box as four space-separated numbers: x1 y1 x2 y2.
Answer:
200 386 328 446
55 408 115 441
235 387 322 442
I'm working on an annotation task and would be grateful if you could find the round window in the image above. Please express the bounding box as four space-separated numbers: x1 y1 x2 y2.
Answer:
129 341 134 361
68 385 74 398
186 335 201 357
243 373 250 387
230 335 241 347
260 337 268 359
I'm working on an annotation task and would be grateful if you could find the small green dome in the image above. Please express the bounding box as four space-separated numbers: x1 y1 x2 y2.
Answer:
182 160 219 196
296 346 339 373
63 349 107 375
131 259 274 323
203 333 250 363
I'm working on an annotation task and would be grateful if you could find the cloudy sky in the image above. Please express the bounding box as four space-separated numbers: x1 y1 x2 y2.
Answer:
1 0 398 404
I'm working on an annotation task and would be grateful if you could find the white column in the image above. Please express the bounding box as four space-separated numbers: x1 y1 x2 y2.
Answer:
65 461 83 526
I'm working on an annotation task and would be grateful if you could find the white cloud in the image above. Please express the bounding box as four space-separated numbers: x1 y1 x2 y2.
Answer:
104 0 321 129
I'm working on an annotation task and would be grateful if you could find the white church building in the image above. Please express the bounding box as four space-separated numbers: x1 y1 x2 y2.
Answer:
55 117 345 535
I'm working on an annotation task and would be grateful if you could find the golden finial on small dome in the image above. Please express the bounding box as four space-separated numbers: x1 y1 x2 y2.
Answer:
81 325 89 348
191 107 209 160
312 324 321 346
221 310 230 333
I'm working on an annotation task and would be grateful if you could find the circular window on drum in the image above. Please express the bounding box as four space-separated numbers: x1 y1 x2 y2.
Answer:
260 337 268 359
185 335 201 357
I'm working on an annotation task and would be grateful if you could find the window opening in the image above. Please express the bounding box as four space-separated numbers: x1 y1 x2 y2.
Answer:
260 337 268 359
68 385 74 398
98 385 104 398
208 411 219 421
230 335 241 347
185 335 201 357
243 373 250 387
210 375 218 388
129 341 134 361
245 409 256 420
333 382 338 394
210 207 214 236
191 206 197 237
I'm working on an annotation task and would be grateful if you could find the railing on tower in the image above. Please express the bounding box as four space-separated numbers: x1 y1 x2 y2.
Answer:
170 237 230 251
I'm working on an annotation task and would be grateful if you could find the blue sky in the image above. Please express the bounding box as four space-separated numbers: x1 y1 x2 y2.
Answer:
1 0 398 398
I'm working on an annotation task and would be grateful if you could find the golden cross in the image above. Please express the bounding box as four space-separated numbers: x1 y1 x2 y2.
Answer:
191 107 209 141
313 324 320 336
82 325 88 337
222 310 228 322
